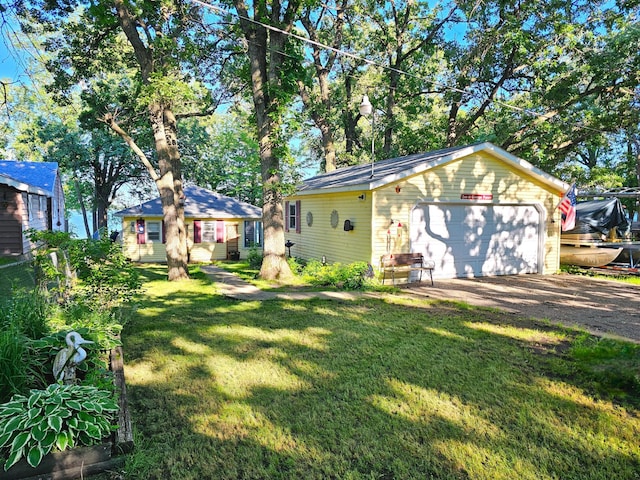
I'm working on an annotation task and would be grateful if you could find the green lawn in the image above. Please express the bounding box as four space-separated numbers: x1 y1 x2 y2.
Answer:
0 260 36 298
120 266 640 479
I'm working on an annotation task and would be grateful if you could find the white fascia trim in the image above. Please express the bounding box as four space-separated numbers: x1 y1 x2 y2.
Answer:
295 142 570 196
372 142 569 193
294 183 373 196
0 175 50 196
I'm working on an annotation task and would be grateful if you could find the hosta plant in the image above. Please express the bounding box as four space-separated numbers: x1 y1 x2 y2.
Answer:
0 383 119 471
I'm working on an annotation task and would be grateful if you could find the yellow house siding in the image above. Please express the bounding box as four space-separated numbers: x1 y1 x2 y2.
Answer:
121 216 260 263
289 148 564 279
120 216 166 262
185 219 245 263
371 151 562 274
284 191 372 264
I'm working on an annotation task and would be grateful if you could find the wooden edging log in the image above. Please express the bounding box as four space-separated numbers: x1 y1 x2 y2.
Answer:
111 345 134 455
0 347 133 480
0 444 119 480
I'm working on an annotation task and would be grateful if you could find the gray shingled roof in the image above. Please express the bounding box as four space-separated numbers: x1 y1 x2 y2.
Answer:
297 142 567 195
0 160 60 196
114 185 262 219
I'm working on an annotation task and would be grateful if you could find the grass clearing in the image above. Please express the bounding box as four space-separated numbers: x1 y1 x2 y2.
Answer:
120 265 640 479
0 260 36 298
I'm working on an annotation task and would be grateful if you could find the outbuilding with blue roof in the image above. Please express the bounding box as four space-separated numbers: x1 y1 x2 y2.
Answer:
0 160 67 257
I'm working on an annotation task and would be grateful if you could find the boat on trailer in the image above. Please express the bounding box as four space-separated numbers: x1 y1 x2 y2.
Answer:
560 244 623 267
560 198 632 267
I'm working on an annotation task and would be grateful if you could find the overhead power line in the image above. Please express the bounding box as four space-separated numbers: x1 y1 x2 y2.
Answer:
188 0 614 137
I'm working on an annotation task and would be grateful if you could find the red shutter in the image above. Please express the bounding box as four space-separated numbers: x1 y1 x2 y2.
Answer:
136 219 145 245
194 220 202 244
216 220 225 243
284 201 290 232
295 200 301 233
162 221 166 244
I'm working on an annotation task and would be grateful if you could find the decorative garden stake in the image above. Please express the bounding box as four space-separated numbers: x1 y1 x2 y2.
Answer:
53 331 94 384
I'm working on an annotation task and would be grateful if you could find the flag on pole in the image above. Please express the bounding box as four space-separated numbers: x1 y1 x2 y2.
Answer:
558 184 577 231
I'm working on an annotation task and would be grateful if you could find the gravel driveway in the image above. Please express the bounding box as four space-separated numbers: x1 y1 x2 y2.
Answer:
407 274 640 343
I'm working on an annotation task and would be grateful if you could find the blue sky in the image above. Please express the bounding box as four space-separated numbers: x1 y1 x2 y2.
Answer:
0 42 20 80
0 28 30 85
0 19 21 80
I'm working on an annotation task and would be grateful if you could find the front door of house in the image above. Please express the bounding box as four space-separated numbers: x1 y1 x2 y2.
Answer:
226 224 239 259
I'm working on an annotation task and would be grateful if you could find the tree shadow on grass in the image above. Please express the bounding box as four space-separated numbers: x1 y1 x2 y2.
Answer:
121 283 640 479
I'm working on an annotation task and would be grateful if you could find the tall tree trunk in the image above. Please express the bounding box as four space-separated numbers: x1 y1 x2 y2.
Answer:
94 163 109 233
342 70 363 161
446 100 461 147
103 109 188 280
150 103 188 281
234 0 294 281
383 68 399 157
113 0 188 280
316 69 337 172
73 173 91 238
299 79 337 172
299 3 345 172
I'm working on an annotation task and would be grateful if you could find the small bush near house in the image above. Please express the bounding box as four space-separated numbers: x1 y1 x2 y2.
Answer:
301 260 373 289
247 247 263 270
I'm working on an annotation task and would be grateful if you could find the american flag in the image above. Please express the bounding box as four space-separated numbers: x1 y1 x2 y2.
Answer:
558 184 577 231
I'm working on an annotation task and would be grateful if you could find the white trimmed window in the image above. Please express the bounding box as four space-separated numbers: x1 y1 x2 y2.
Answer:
147 221 161 242
288 202 297 231
202 221 216 243
244 221 263 247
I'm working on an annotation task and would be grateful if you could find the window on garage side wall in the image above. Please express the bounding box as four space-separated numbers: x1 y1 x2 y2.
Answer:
285 200 301 233
244 221 263 247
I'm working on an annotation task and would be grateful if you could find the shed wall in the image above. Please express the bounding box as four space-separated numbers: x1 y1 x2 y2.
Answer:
0 186 23 255
283 191 372 265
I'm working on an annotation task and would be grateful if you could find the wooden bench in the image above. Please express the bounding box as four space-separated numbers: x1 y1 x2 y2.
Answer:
380 253 435 286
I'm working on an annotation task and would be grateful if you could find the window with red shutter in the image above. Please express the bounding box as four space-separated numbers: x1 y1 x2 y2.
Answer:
216 220 225 243
136 219 145 245
284 201 290 232
194 220 202 243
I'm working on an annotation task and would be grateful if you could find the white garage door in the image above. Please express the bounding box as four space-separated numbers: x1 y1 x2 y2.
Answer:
411 203 541 279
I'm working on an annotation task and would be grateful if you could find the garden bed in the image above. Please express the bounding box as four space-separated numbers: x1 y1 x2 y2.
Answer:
0 346 133 480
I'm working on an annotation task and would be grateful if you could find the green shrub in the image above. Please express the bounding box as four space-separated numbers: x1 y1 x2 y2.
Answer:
301 260 373 290
68 238 141 310
0 293 51 403
25 230 74 250
287 256 304 275
0 384 119 471
28 232 141 312
0 292 49 340
247 247 263 270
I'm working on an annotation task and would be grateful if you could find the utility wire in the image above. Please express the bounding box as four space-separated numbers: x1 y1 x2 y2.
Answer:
189 0 615 136
0 0 620 138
